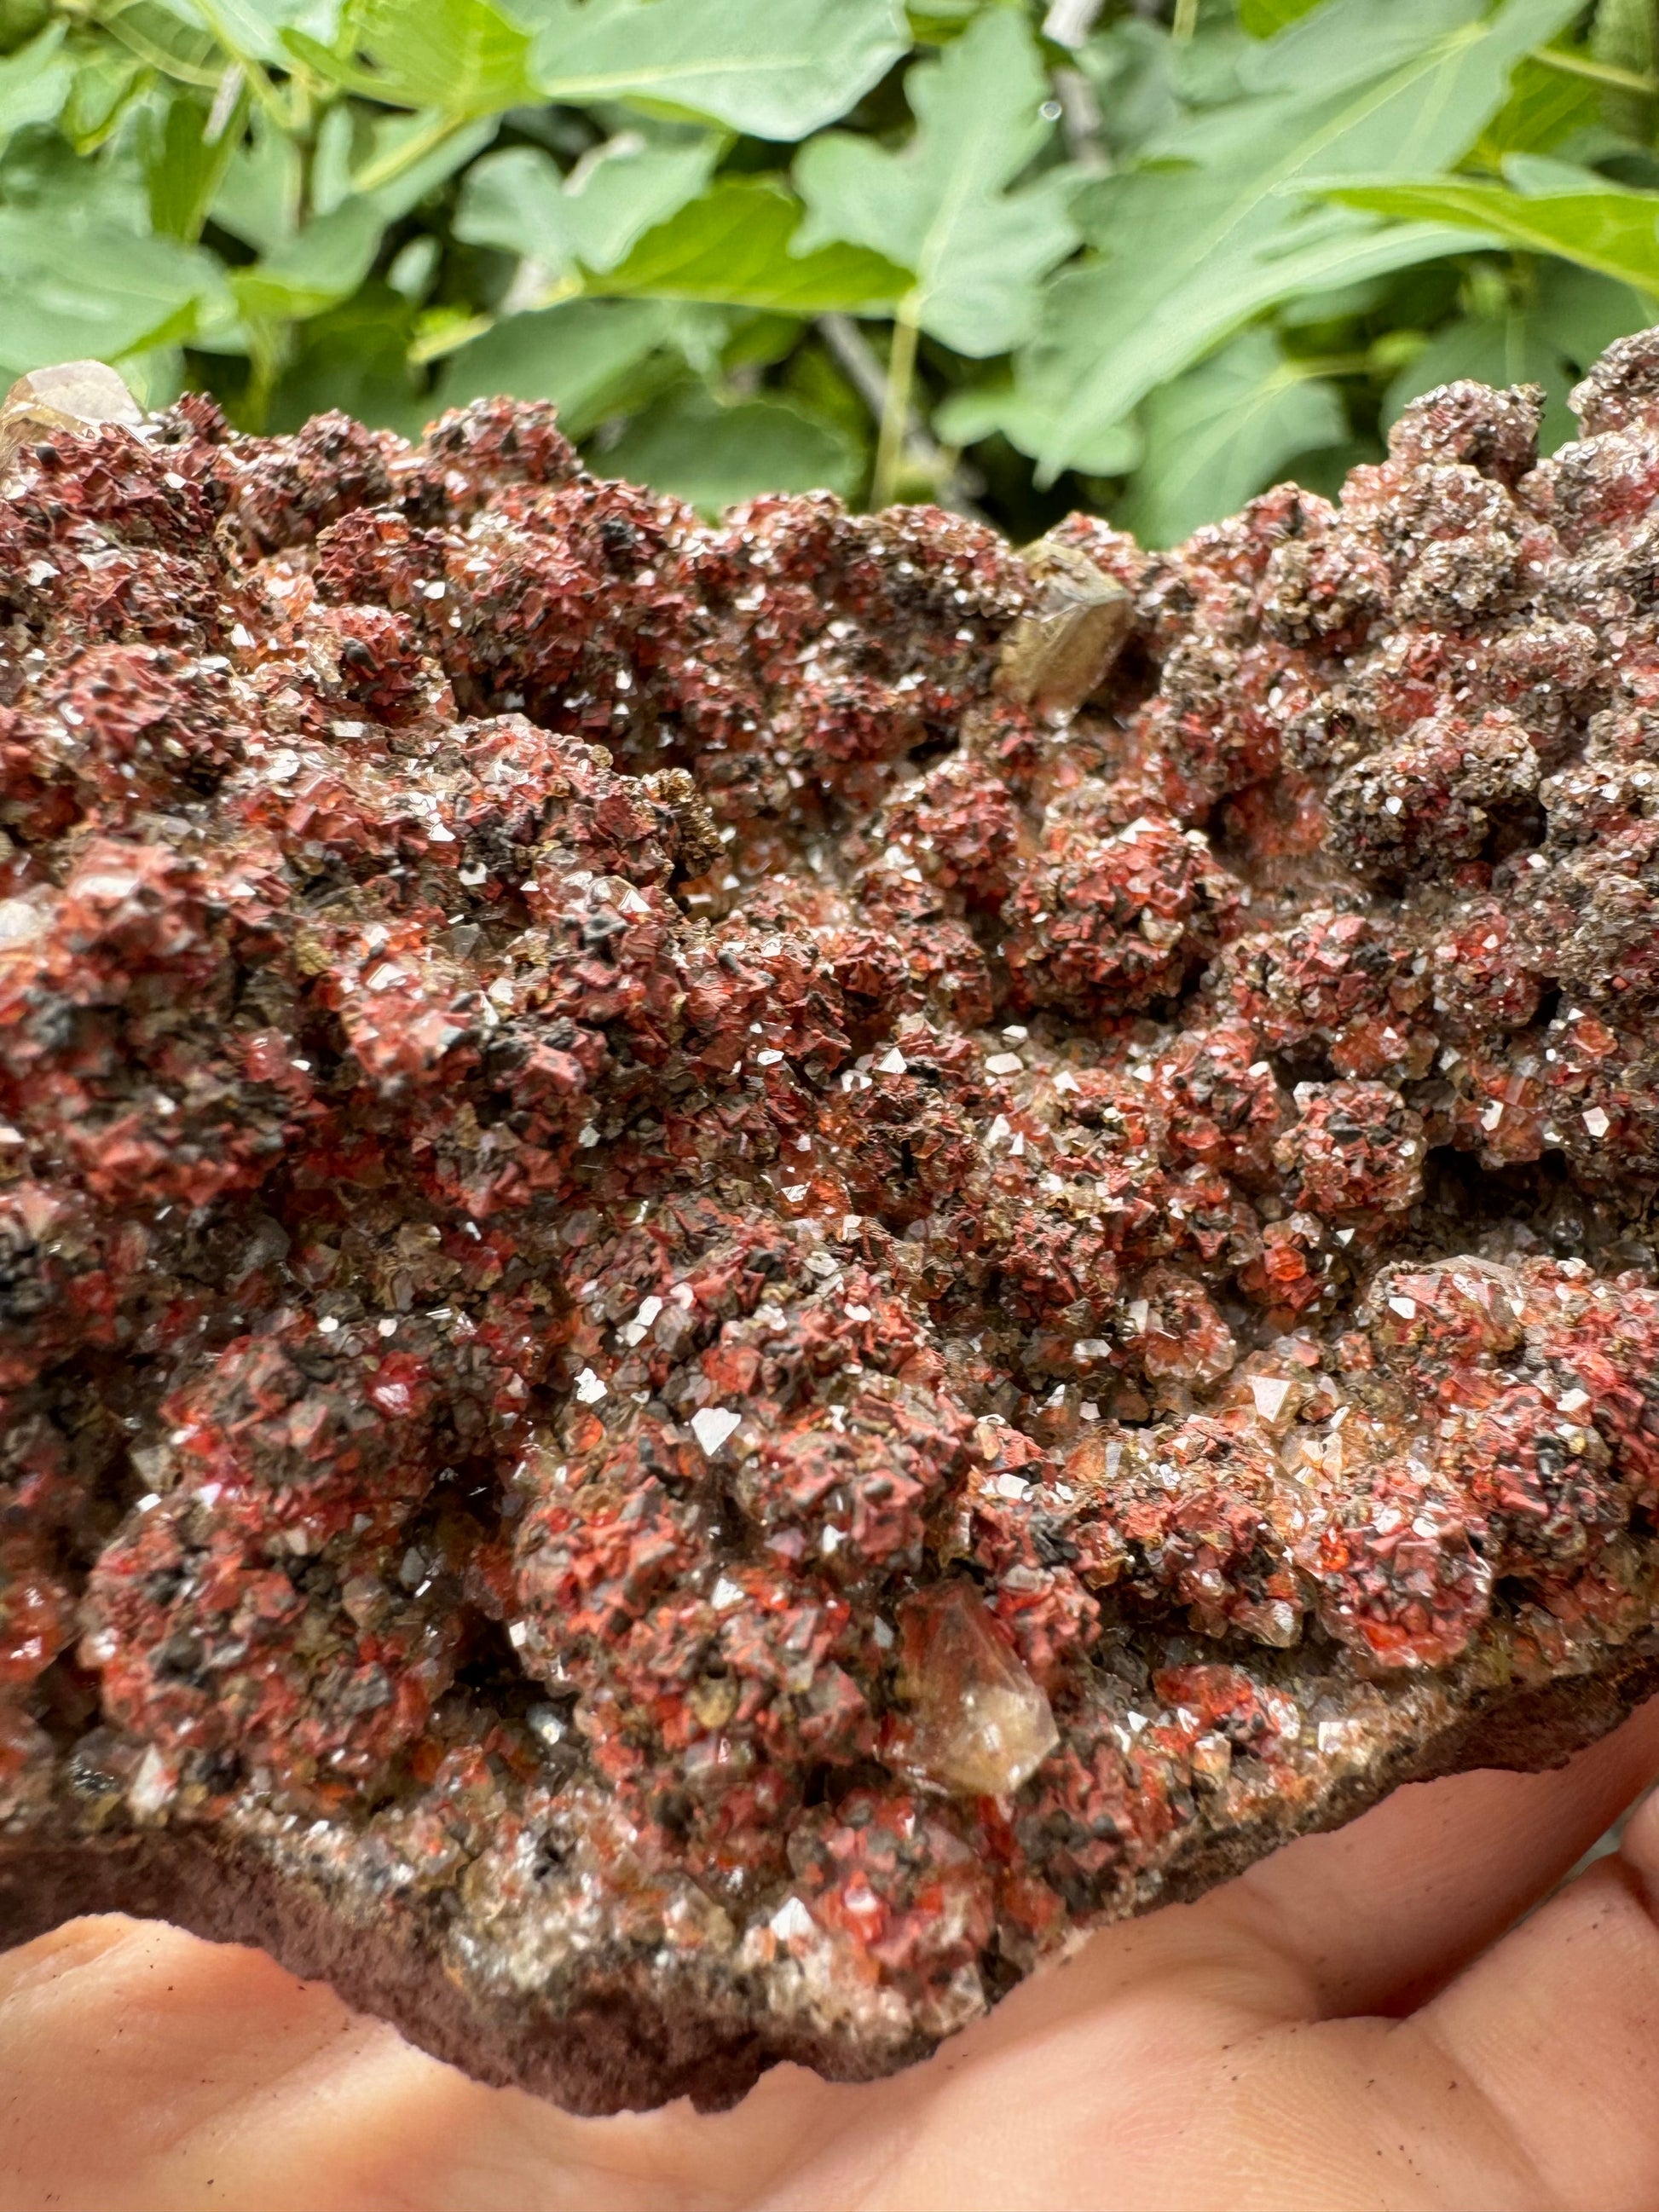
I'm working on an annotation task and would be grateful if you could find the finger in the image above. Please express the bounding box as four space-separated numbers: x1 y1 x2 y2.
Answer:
0 1916 416 2212
0 1914 853 2212
1388 1786 1659 2212
1217 1690 1659 2018
0 1912 1480 2212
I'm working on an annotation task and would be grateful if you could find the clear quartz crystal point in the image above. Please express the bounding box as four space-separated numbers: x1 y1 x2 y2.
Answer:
899 1580 1059 1799
1 361 144 467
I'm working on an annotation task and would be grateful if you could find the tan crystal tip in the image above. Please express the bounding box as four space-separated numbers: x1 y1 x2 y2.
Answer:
898 1581 1061 1799
995 532 1134 716
1 359 145 467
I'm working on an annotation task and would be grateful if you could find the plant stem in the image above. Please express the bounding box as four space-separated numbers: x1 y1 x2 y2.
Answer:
190 0 293 130
242 331 280 434
1171 0 1199 45
1042 0 1104 46
818 312 986 518
871 301 920 511
1529 46 1659 95
98 10 223 90
816 312 889 419
352 110 469 196
1054 65 1109 172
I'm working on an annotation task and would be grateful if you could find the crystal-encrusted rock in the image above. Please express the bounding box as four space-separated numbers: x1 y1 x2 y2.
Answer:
8 346 1659 2114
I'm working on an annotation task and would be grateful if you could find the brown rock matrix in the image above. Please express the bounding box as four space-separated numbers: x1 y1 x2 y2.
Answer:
7 341 1659 2112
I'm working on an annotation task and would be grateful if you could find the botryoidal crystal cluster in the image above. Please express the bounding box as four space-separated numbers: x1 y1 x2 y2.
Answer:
6 342 1659 2111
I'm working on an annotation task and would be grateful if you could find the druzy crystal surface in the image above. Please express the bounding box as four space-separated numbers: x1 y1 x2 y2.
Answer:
8 343 1659 2111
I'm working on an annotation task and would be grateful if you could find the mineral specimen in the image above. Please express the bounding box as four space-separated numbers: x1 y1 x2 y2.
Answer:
7 343 1659 2113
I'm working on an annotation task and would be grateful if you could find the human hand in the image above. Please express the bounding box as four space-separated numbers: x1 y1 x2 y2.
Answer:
6 1701 1659 2212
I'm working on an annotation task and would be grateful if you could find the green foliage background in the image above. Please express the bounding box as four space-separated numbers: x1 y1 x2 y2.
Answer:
4 0 1659 541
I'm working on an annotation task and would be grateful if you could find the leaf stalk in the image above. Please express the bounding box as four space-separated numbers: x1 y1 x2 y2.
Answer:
352 111 471 196
871 298 920 509
1529 46 1659 96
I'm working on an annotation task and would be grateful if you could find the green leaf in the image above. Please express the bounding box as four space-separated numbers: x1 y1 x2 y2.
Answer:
432 296 681 436
1119 327 1346 545
59 46 147 156
1020 0 1580 480
230 197 387 321
905 1 980 38
795 9 1078 355
592 178 909 315
1503 152 1615 194
0 21 70 160
454 136 717 281
1591 0 1659 142
162 0 343 68
1171 18 1254 108
309 97 361 215
288 0 540 115
0 211 228 374
269 283 428 439
1384 306 1575 451
1468 52 1601 165
598 385 860 513
1237 0 1325 34
529 0 908 141
300 100 495 222
351 108 500 217
211 113 303 255
933 382 1142 476
387 234 440 299
1078 20 1184 164
143 89 240 242
1532 256 1655 363
1320 175 1659 296
0 108 150 229
1025 203 1479 482
1276 274 1391 326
